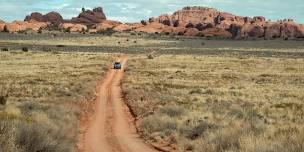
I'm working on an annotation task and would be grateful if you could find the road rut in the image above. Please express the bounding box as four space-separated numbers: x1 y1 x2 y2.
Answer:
80 56 156 152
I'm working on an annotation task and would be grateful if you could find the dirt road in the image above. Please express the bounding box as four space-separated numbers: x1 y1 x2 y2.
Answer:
80 56 156 152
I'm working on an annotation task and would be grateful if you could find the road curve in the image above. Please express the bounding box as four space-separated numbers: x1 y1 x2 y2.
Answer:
80 56 156 152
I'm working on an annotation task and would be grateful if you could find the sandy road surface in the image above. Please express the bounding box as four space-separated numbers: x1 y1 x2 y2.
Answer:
80 56 156 152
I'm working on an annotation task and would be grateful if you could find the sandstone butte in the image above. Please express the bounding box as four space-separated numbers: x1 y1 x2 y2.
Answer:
0 6 303 39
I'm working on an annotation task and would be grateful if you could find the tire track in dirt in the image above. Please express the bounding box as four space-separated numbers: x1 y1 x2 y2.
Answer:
79 56 156 152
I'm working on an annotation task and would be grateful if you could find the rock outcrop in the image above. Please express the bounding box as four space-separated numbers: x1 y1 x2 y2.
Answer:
92 20 121 31
70 7 106 26
0 20 5 32
59 23 87 33
9 5 304 39
24 7 106 27
4 20 49 33
25 12 63 24
140 6 304 39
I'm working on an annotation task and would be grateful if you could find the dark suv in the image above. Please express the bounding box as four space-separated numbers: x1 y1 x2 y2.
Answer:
114 62 122 69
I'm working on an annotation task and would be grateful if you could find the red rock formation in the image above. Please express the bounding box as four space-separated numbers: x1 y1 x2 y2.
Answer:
15 5 304 39
264 22 282 39
44 12 63 24
201 28 232 38
25 12 63 24
59 23 87 33
70 7 106 26
92 20 121 31
184 28 200 36
141 6 303 39
113 24 133 32
4 20 48 33
0 20 5 32
135 22 166 34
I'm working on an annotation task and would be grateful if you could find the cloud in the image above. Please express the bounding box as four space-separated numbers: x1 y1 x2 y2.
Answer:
0 0 303 23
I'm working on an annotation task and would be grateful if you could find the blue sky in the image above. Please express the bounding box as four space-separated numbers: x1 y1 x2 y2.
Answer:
0 0 303 23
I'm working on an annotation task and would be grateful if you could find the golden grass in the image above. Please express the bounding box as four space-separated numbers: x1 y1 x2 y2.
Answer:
0 34 176 47
0 51 113 152
123 54 304 152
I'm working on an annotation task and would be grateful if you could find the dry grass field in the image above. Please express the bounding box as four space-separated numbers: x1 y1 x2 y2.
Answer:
0 51 113 152
123 54 304 152
1 33 304 152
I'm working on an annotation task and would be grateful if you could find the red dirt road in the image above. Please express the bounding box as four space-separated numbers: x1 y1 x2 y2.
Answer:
80 56 156 152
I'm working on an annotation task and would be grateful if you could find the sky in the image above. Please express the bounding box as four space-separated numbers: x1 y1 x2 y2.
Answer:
0 0 303 23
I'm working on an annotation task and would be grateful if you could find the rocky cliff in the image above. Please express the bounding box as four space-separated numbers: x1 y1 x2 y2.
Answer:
144 6 304 39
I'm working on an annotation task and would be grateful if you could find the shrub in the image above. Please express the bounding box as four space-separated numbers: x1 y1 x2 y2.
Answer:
0 95 7 105
15 122 61 152
42 47 52 52
180 121 217 140
141 115 177 136
147 54 154 59
1 48 9 51
159 105 185 117
22 47 29 52
97 28 116 36
56 45 65 48
189 88 202 94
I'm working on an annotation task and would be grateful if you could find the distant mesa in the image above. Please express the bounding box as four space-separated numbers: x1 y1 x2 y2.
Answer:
1 6 304 39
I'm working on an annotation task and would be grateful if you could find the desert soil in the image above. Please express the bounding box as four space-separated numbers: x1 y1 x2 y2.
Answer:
79 56 156 152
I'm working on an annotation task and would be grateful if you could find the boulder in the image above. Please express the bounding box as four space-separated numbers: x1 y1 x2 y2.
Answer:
184 28 200 36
